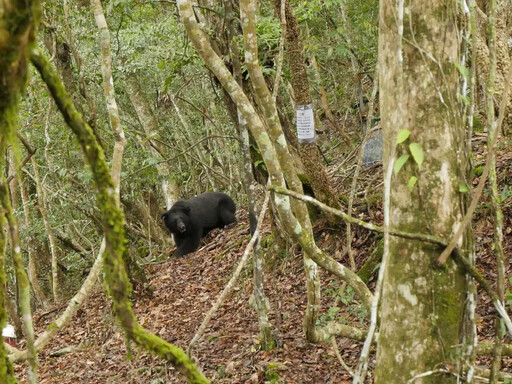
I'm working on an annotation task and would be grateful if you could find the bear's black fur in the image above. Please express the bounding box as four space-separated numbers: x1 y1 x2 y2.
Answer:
161 192 237 257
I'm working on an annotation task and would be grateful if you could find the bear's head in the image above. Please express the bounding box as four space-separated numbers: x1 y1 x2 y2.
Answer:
161 203 192 234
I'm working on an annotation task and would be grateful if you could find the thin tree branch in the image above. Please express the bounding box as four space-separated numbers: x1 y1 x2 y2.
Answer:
188 191 270 357
437 64 512 265
6 133 37 184
122 135 241 181
268 185 448 247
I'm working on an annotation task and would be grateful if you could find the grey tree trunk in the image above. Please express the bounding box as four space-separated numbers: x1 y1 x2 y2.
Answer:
375 1 468 383
31 157 60 302
125 73 180 211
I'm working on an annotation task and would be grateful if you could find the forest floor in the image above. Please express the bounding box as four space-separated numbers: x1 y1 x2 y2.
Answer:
14 136 512 384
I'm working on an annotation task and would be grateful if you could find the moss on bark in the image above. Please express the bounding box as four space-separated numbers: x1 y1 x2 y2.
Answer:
375 1 468 382
0 182 17 384
31 49 209 384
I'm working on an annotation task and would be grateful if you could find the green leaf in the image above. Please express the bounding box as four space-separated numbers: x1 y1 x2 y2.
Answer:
394 154 410 175
408 176 418 190
396 129 411 144
500 321 507 338
409 143 424 167
459 184 469 193
455 61 469 79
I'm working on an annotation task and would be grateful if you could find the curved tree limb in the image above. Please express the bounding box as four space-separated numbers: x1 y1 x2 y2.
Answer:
178 0 373 316
30 49 209 383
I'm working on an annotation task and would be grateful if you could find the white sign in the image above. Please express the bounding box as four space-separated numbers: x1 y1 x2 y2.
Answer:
2 324 15 338
296 104 315 143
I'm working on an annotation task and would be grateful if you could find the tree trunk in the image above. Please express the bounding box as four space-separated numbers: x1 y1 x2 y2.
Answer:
19 174 48 307
225 0 274 348
280 0 341 217
31 158 60 302
472 0 512 135
91 0 125 193
1 179 38 382
485 1 506 380
375 1 468 382
0 211 17 383
125 73 179 210
0 1 41 381
5 294 23 340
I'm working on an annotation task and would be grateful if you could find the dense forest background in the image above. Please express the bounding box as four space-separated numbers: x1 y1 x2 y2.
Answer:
0 0 511 383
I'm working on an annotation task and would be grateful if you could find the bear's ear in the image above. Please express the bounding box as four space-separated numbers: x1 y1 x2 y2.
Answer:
184 206 191 214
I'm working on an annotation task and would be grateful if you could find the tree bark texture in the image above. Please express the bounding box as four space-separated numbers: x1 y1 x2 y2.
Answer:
473 0 512 134
91 0 125 193
376 1 468 383
280 0 341 216
485 1 506 381
0 1 41 381
0 213 16 383
0 179 38 382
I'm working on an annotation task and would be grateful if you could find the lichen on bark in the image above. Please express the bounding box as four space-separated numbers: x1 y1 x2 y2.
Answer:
375 1 468 382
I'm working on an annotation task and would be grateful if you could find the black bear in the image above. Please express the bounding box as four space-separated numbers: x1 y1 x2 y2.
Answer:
161 192 237 257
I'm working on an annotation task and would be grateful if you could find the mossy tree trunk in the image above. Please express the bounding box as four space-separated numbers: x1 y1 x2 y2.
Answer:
90 0 125 194
0 0 41 381
485 1 506 380
31 48 209 384
0 178 39 382
91 0 146 283
375 1 468 382
278 0 341 218
472 0 512 135
0 204 17 383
